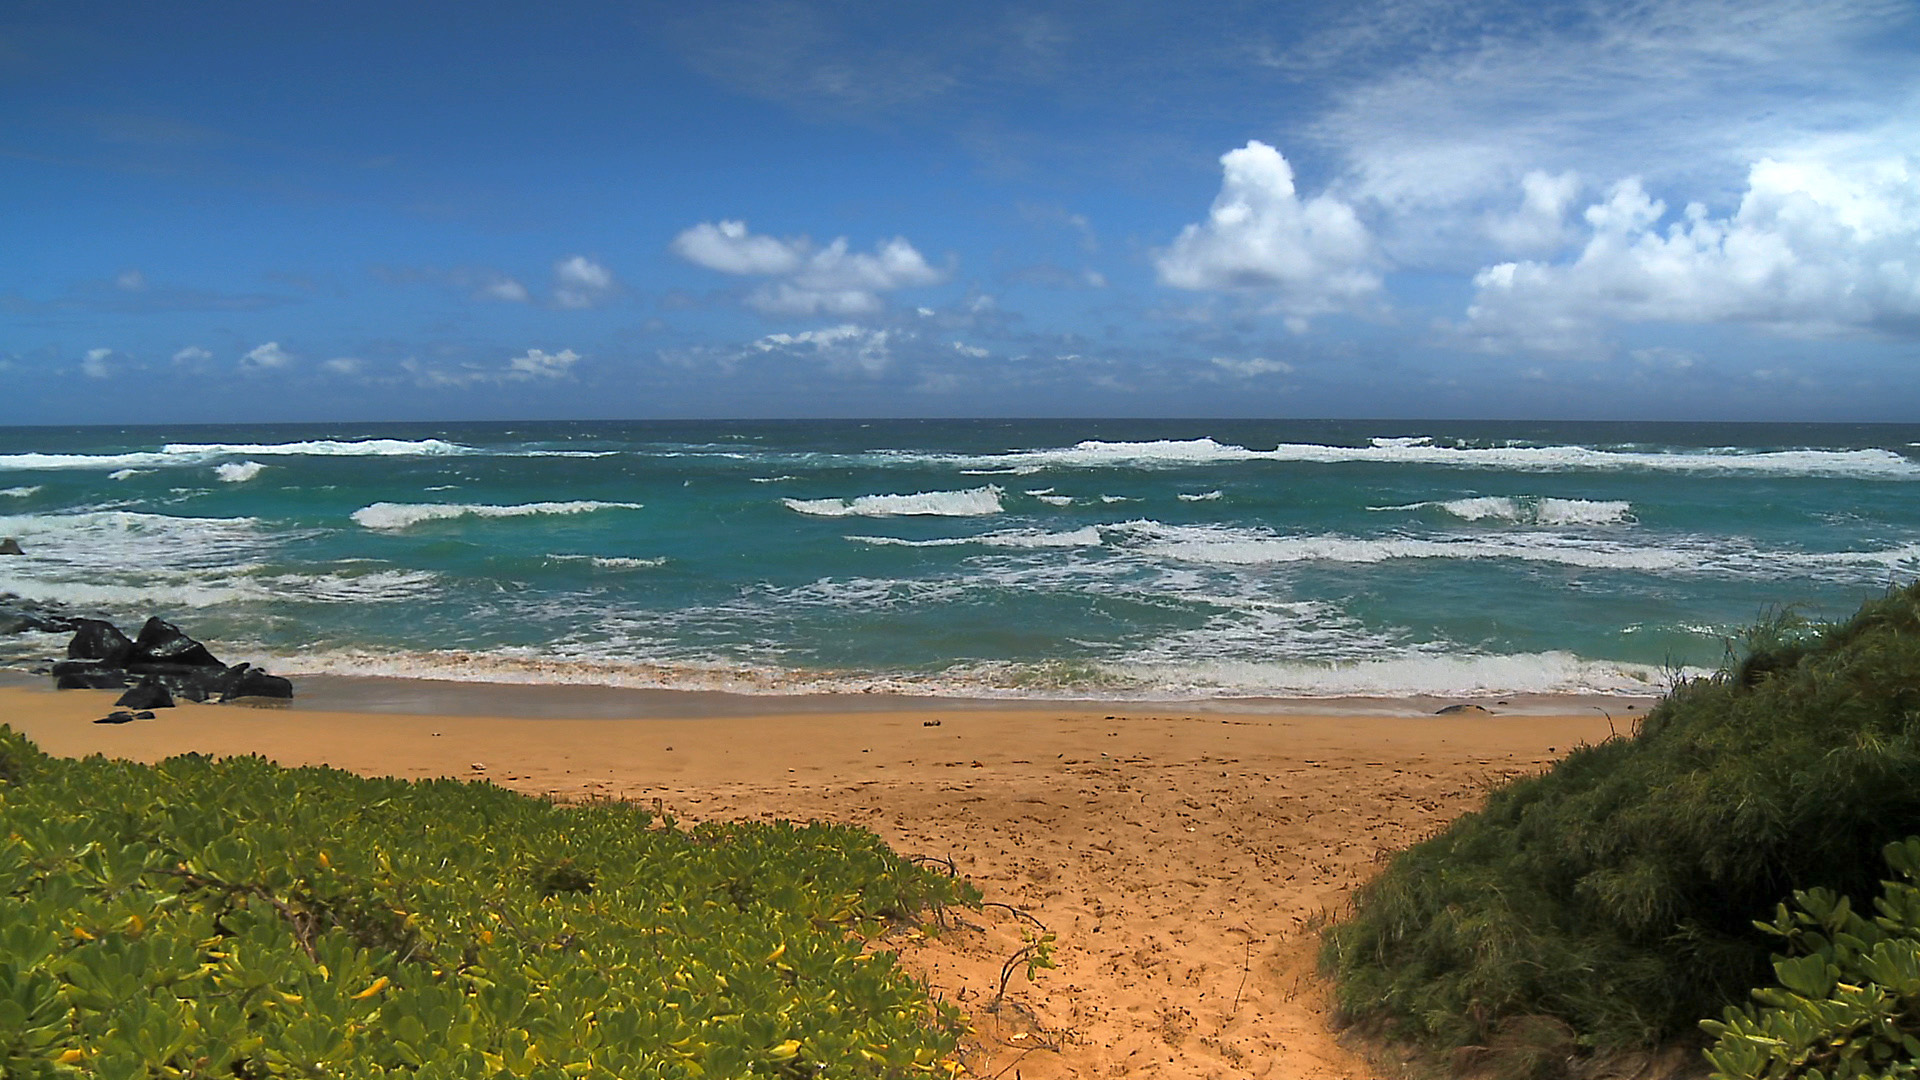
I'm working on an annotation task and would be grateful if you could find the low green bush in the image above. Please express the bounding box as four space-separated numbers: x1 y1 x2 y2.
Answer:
1703 836 1920 1080
1322 582 1920 1063
0 727 980 1078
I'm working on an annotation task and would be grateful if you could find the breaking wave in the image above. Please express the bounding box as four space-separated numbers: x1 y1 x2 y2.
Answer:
351 500 643 530
783 486 1004 518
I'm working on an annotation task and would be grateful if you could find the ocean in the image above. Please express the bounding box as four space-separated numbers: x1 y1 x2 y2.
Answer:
1 418 1916 701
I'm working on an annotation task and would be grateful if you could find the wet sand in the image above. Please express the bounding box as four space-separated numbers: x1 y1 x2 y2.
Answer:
0 680 1634 1079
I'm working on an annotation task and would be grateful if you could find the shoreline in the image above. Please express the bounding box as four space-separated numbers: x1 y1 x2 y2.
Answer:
0 678 1626 1078
0 667 1661 721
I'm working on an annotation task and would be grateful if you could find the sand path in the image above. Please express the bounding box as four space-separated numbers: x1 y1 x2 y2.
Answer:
0 686 1619 1078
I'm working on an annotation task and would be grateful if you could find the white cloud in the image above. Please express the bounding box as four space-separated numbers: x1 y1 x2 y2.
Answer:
752 324 895 374
951 341 990 358
1484 171 1582 256
81 348 113 379
506 348 580 379
552 256 614 309
1156 141 1380 323
672 220 804 275
241 341 293 370
1210 356 1295 377
323 356 364 374
480 277 530 303
671 219 945 315
171 345 212 365
1464 155 1920 349
114 269 146 292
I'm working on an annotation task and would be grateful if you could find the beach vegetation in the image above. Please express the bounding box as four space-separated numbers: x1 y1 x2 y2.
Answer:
1322 581 1920 1072
0 729 980 1077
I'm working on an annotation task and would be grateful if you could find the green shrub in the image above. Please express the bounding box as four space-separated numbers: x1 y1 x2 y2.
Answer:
1703 836 1920 1080
0 728 980 1078
1322 582 1920 1061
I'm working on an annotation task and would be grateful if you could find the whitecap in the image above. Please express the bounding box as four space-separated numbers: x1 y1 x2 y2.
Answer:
1370 496 1634 526
164 438 470 458
1034 494 1074 507
782 486 1003 518
0 486 39 498
1178 490 1223 502
850 526 1103 549
351 500 643 530
547 554 668 569
961 437 1920 479
215 461 267 483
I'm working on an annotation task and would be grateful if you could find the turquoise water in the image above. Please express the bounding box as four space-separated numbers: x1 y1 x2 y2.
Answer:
1 419 1917 699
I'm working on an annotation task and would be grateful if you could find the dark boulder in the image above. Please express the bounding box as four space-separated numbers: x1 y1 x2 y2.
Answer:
131 617 223 669
219 665 293 701
115 677 174 711
0 538 21 555
56 668 131 690
67 619 135 666
125 662 229 702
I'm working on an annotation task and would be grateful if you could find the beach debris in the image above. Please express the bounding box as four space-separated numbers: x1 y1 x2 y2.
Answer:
51 616 293 702
471 763 487 771
0 538 22 555
921 719 942 727
115 676 174 711
1434 703 1493 715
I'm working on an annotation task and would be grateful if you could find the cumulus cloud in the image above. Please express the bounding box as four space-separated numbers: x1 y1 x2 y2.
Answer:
752 324 896 374
506 348 580 379
322 356 364 375
400 348 582 387
171 345 212 365
1484 171 1582 256
1464 155 1920 349
671 219 945 315
552 256 614 309
81 348 114 379
1156 141 1380 327
241 341 293 370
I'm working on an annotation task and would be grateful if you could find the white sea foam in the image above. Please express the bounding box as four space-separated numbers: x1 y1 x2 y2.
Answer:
351 500 643 530
1099 495 1136 503
215 461 267 483
0 486 38 498
960 437 1920 478
1097 651 1686 698
749 475 798 483
783 486 1004 518
850 526 1104 549
108 469 147 481
1178 490 1223 502
548 554 668 569
1034 494 1074 506
1112 520 1920 580
1371 496 1634 526
165 438 470 458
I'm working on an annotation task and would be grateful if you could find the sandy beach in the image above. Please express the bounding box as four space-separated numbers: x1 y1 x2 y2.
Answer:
0 680 1635 1079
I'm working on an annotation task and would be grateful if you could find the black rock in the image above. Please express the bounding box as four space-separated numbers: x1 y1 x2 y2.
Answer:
133 711 156 720
56 668 131 690
131 617 223 669
219 666 293 701
115 678 174 711
125 662 230 702
0 538 21 555
92 711 137 725
67 619 135 666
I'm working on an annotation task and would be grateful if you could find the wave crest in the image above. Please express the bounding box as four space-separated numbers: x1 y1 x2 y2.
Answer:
783 486 1004 518
351 500 643 530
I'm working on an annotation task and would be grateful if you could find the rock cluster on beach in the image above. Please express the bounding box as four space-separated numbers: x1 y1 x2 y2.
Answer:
50 616 293 705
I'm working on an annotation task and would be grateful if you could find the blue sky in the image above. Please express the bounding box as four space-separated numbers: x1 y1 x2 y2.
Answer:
3 0 1917 423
